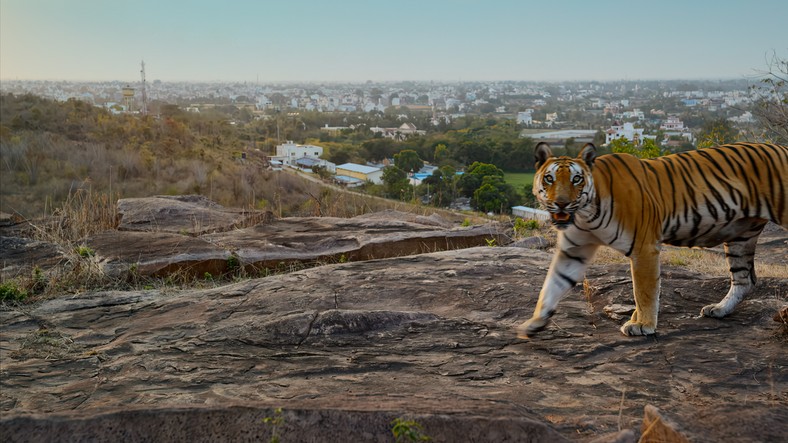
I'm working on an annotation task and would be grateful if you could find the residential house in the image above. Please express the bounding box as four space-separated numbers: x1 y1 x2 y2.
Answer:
369 123 426 140
295 157 336 173
659 115 685 131
605 122 645 145
517 111 533 125
272 141 324 167
256 95 272 110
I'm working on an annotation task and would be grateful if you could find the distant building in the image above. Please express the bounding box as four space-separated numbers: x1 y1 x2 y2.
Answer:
659 115 685 131
512 206 550 222
335 163 383 185
525 129 597 146
605 122 644 145
728 111 755 124
320 123 351 136
256 95 272 110
622 109 645 121
272 141 324 167
369 123 426 140
517 111 533 125
294 157 336 172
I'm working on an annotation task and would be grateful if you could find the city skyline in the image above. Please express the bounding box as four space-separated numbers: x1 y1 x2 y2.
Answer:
1 0 786 83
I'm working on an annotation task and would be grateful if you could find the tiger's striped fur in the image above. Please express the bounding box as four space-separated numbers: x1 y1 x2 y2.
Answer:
517 142 788 338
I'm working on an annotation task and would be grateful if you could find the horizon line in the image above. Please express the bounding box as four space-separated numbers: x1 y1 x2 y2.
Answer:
0 76 756 85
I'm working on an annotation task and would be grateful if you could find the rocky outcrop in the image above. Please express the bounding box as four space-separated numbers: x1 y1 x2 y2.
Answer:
116 195 270 235
2 246 786 442
84 206 509 278
0 236 68 280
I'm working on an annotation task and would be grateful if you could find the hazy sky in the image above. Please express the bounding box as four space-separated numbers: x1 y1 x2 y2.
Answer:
1 0 786 83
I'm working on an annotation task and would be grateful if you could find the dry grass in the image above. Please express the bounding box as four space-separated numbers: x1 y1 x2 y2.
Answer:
592 245 788 279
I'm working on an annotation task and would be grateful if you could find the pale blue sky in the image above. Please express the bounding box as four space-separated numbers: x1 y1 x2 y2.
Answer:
1 0 786 82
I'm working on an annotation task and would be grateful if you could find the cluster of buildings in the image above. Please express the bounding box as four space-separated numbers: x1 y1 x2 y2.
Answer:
1 78 761 151
270 140 384 186
270 140 443 187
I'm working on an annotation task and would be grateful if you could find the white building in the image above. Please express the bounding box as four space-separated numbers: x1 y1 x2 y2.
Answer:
273 141 324 166
256 95 272 110
369 123 426 140
605 122 645 145
659 115 686 131
512 206 550 222
517 111 533 125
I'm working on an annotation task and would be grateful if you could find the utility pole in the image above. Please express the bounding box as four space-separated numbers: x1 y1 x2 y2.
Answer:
140 60 148 116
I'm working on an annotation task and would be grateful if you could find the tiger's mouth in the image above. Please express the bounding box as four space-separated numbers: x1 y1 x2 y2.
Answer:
550 211 574 229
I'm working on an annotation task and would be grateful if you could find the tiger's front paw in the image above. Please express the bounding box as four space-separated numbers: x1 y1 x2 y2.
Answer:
620 320 656 336
700 303 729 318
516 317 549 339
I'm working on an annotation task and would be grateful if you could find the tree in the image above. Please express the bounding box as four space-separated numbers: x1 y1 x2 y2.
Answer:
422 165 457 207
362 138 398 161
381 166 411 200
749 52 788 143
696 118 739 149
393 149 423 173
433 143 449 164
458 162 504 197
472 175 518 214
327 146 353 165
610 137 664 158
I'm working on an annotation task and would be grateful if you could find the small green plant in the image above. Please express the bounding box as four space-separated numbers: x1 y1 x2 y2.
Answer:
514 217 540 237
263 407 285 443
391 417 431 442
226 253 241 272
0 281 28 302
461 218 472 227
338 254 348 263
75 245 95 258
203 272 214 281
485 237 497 247
31 266 48 293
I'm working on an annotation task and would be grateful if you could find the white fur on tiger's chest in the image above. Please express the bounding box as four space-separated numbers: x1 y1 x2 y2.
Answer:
561 218 636 256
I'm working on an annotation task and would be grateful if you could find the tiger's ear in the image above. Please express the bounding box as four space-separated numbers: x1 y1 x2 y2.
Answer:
535 142 552 169
579 143 596 168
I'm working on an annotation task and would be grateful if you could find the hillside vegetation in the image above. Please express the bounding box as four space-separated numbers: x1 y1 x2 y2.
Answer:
0 94 410 219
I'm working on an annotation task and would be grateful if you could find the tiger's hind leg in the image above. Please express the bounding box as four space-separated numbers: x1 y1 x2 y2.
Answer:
700 221 767 318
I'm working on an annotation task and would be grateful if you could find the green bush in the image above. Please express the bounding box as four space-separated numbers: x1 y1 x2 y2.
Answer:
0 281 28 302
514 217 540 236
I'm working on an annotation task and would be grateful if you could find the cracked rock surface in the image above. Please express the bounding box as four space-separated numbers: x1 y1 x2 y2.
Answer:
1 246 786 442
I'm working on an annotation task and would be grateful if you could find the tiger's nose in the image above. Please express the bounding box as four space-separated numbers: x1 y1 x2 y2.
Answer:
555 199 570 210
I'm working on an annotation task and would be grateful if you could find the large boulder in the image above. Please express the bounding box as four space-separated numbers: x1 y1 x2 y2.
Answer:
2 246 785 442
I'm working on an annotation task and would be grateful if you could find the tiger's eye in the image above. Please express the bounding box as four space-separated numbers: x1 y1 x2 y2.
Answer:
572 175 584 185
544 175 554 185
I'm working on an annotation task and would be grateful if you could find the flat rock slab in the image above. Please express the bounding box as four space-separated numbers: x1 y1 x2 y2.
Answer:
2 247 786 442
116 195 269 235
205 214 507 270
85 211 508 278
85 231 232 278
0 236 68 279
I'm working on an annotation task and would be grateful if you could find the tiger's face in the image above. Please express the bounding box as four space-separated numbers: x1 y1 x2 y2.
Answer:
533 142 596 230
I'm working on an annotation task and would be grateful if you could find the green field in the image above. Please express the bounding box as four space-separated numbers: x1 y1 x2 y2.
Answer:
503 172 536 190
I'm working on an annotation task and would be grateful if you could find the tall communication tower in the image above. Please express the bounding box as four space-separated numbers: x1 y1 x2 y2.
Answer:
140 60 148 116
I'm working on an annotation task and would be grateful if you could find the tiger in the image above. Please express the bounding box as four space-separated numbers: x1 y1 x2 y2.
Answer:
516 142 788 338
